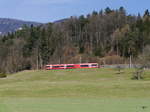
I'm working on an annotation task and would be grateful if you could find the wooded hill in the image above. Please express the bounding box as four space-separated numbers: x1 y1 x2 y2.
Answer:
0 18 41 35
0 7 150 73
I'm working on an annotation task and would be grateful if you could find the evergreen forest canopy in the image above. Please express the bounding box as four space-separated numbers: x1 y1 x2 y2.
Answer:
0 7 150 73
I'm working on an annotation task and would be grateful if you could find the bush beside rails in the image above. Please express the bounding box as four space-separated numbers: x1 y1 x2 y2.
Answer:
0 72 7 78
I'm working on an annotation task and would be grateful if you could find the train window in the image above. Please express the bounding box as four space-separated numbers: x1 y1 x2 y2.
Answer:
92 64 97 67
52 66 60 68
67 65 74 67
53 66 64 68
80 65 89 67
60 66 64 67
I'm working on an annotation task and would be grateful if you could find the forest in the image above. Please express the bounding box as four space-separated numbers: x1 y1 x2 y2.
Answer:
0 7 150 73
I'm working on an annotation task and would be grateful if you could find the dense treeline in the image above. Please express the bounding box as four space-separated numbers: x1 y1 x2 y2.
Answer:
0 7 150 73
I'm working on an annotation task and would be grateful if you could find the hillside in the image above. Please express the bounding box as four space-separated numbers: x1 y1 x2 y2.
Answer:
0 68 150 112
0 8 150 73
0 18 42 35
0 68 150 98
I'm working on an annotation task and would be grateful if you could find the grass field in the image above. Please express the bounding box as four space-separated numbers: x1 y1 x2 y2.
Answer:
0 68 150 112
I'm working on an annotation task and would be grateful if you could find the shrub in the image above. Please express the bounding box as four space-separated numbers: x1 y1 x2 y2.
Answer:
132 67 144 80
116 65 124 74
100 55 125 65
0 73 7 78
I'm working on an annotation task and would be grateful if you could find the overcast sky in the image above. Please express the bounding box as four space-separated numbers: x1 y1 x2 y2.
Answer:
0 0 149 23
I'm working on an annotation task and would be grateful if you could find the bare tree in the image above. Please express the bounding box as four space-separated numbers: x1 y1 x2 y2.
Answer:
132 46 150 80
139 45 150 69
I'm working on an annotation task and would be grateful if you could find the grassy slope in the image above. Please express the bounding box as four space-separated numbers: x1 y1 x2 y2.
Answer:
0 68 150 112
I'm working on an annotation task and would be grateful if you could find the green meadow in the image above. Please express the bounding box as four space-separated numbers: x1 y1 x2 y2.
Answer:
0 68 150 112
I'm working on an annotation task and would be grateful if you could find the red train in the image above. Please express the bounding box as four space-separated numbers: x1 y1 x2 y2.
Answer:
45 63 99 70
